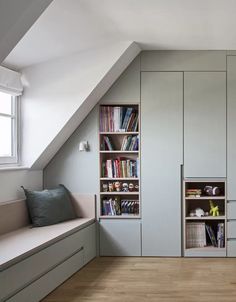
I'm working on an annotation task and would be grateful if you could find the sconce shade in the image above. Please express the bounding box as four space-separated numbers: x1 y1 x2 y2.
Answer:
79 141 89 151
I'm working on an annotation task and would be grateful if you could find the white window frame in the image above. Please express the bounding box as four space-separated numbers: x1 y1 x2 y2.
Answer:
0 95 19 165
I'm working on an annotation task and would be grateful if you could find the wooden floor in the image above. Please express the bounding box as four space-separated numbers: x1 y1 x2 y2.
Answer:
43 257 236 302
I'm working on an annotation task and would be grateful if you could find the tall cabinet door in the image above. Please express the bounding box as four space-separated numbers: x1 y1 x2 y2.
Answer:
184 72 226 178
141 72 183 256
227 56 236 200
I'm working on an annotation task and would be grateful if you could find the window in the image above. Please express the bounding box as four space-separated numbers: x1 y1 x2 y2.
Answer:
0 91 18 164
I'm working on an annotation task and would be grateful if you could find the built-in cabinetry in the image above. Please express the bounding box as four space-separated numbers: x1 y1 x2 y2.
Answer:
100 220 141 256
141 72 183 256
227 56 236 256
99 105 140 218
99 104 141 256
184 72 226 178
183 179 226 257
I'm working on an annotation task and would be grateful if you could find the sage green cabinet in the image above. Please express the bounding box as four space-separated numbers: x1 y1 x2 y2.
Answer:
141 72 183 256
184 72 226 178
227 56 236 200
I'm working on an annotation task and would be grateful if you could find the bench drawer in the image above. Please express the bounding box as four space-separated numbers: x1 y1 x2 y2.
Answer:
0 228 84 301
227 202 236 219
227 240 236 257
7 247 84 302
227 220 236 238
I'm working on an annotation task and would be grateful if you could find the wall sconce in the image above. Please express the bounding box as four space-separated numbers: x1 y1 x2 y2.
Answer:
79 141 89 152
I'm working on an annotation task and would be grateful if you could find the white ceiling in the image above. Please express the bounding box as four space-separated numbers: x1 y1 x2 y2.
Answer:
4 0 236 69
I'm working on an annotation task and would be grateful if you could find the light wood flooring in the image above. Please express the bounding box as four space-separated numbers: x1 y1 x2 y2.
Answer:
43 257 236 302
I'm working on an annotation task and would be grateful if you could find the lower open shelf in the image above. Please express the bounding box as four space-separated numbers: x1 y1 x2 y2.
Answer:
99 215 141 219
185 246 226 257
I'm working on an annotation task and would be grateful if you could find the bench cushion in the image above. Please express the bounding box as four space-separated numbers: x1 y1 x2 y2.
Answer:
22 185 77 227
0 217 94 271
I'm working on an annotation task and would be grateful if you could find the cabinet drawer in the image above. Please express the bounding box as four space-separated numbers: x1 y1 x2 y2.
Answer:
227 220 236 238
227 240 236 257
227 202 236 219
7 248 84 302
0 229 84 301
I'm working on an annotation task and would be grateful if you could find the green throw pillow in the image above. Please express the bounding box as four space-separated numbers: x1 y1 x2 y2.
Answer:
21 184 77 227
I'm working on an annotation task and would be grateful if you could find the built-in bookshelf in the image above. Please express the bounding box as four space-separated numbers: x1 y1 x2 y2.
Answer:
99 105 140 218
183 179 226 257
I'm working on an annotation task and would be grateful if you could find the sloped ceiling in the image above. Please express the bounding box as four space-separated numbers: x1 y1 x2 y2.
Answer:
0 0 53 65
21 41 141 169
4 0 236 170
4 0 236 70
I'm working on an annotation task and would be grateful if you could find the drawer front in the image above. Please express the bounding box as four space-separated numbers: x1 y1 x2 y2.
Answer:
227 202 236 219
82 223 96 264
7 248 84 302
0 229 84 301
227 240 236 257
227 220 236 238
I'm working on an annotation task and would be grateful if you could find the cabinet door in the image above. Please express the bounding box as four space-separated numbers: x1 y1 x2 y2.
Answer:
141 72 183 256
184 72 226 177
100 220 141 256
227 57 236 200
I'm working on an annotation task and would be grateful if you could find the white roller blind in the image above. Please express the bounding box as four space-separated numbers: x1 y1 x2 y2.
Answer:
0 66 23 96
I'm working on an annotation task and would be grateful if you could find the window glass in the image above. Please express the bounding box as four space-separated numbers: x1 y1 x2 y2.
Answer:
0 92 12 115
0 115 12 157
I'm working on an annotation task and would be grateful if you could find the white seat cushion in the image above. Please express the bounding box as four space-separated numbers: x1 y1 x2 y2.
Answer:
0 218 94 270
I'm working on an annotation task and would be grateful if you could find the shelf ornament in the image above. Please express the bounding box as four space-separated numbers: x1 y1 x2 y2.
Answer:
209 200 219 216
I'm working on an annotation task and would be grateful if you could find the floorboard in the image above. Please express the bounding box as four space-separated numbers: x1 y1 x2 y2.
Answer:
42 257 236 302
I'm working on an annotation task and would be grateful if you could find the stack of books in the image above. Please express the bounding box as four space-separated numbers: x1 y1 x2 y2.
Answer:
187 222 225 249
186 189 202 198
205 224 217 247
102 158 139 178
102 198 139 216
206 224 224 248
217 223 224 248
100 106 138 132
186 222 206 248
102 136 114 151
121 135 139 151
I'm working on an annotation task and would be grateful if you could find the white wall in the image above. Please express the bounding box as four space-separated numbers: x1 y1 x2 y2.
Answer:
0 169 42 203
0 0 53 64
44 56 140 194
21 41 140 169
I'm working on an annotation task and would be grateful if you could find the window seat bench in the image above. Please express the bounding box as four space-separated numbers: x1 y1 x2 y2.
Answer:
0 194 96 302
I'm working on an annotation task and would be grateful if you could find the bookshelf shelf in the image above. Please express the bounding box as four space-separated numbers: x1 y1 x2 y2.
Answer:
185 196 225 200
185 216 226 220
99 104 140 219
100 131 139 135
183 178 226 257
100 192 139 195
99 215 141 219
100 151 139 154
100 177 139 180
184 246 226 257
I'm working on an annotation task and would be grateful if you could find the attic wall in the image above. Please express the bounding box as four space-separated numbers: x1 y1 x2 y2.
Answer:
43 56 140 194
0 0 53 65
20 42 140 169
0 169 42 203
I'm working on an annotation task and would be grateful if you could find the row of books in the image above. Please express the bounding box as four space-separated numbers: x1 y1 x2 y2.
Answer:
186 189 202 198
186 222 225 248
100 106 138 132
101 198 139 216
102 158 139 178
216 223 224 248
121 135 139 151
101 135 139 151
